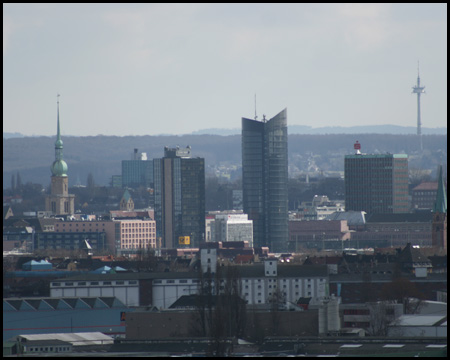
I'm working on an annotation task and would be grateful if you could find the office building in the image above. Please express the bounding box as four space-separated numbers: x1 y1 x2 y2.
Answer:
432 165 447 249
54 218 156 255
345 141 409 214
412 182 438 210
153 146 205 248
242 109 288 252
214 213 253 246
45 96 75 215
122 149 153 188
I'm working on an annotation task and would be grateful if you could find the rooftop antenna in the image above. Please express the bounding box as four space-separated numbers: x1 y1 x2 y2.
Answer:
254 94 258 120
412 61 425 152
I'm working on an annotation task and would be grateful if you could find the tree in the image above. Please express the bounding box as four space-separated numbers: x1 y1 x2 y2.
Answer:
381 277 424 314
366 301 397 336
192 264 247 356
267 284 285 335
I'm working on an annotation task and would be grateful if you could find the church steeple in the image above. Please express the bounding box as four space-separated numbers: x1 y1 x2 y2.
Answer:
51 94 68 177
433 165 447 213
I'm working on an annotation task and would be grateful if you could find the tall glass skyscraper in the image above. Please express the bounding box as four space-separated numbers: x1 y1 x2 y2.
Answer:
242 109 288 252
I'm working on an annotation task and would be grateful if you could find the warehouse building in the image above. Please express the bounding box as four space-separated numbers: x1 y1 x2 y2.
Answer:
3 297 131 340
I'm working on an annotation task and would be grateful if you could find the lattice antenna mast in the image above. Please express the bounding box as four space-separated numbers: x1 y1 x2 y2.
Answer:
412 61 425 151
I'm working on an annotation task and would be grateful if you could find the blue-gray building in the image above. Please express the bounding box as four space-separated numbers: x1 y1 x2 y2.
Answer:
153 146 205 249
34 232 107 252
3 297 131 340
121 149 153 189
242 109 289 252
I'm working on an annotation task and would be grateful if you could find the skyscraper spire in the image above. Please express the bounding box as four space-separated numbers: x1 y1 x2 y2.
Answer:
57 94 61 145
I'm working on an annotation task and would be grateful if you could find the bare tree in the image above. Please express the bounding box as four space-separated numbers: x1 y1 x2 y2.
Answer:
381 277 424 314
366 301 398 336
267 284 285 335
192 265 247 356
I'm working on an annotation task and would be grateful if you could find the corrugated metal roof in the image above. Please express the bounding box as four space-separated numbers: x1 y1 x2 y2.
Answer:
394 315 447 326
18 332 113 346
3 296 126 312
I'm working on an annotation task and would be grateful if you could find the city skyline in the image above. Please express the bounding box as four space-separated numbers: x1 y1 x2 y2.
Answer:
3 4 447 137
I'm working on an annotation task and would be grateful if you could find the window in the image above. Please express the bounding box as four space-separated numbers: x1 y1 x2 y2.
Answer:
78 282 86 286
90 282 99 285
166 280 175 284
65 282 73 286
129 281 137 285
103 281 112 285
52 282 61 286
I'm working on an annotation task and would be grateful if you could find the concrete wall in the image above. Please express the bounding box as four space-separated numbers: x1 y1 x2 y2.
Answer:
125 310 319 339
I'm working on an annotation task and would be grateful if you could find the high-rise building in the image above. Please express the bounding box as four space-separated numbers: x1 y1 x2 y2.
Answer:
45 95 75 216
122 149 153 188
432 165 447 249
153 146 205 249
345 141 409 214
242 109 288 252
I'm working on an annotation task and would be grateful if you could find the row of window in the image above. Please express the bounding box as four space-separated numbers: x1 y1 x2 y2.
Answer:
153 278 325 285
52 280 138 287
27 346 71 353
244 291 311 299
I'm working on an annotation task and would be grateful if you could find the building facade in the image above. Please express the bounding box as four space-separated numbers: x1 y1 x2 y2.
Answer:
50 263 329 310
34 231 107 252
345 147 409 214
54 218 156 255
153 146 205 249
432 165 447 249
411 182 438 210
45 97 75 216
242 109 288 252
213 213 253 246
121 149 153 189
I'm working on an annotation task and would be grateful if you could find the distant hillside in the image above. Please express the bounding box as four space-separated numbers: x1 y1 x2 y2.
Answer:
191 125 447 136
5 124 445 139
3 133 447 188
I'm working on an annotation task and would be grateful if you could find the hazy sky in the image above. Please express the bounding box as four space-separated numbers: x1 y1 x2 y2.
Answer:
3 3 447 136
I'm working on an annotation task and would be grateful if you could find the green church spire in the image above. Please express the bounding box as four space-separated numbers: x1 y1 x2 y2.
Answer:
433 165 447 213
51 94 68 177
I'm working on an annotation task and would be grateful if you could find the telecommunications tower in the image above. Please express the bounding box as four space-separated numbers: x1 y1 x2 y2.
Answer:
412 62 425 151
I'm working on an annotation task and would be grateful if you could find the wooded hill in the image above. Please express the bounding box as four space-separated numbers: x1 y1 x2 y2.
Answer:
3 133 447 188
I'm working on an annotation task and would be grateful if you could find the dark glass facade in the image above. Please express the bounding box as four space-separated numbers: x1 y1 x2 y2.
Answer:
34 232 106 251
122 159 153 188
242 109 288 252
345 154 409 214
154 148 205 249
